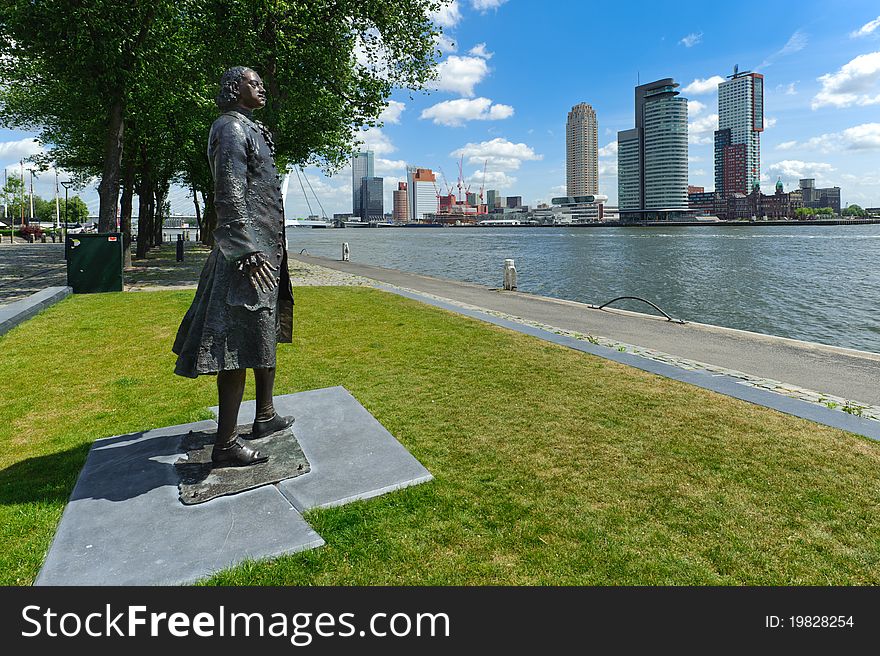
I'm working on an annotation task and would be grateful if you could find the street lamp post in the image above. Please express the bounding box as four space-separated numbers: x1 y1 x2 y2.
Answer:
60 180 72 246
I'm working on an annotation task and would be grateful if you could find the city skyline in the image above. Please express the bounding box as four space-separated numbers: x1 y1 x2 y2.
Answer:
2 0 880 218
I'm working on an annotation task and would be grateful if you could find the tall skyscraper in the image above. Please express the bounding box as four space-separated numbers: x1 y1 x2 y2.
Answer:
360 177 384 220
393 182 408 222
352 151 374 216
617 78 689 219
715 67 763 195
566 103 598 197
405 166 439 222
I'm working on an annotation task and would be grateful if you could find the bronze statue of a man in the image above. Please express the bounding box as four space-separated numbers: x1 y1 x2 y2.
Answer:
172 66 295 467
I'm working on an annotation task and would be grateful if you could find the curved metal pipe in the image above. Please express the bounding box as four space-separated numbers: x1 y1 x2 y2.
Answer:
299 248 309 254
588 296 686 324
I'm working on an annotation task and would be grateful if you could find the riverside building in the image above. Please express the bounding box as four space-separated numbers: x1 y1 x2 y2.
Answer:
566 103 599 197
714 66 764 196
405 166 439 222
392 182 408 222
618 78 690 220
360 177 384 221
351 151 374 217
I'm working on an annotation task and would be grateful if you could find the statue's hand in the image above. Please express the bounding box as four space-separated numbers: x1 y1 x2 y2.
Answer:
238 252 278 293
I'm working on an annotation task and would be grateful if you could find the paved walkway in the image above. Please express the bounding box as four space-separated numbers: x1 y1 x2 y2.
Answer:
0 242 66 305
289 254 880 413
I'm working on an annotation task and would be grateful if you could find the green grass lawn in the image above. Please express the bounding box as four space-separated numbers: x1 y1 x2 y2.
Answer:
1 287 878 585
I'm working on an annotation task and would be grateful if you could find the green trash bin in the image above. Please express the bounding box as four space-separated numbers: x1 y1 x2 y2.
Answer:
66 233 123 293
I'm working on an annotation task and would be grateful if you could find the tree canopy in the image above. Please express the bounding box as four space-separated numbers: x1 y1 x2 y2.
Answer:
0 0 445 251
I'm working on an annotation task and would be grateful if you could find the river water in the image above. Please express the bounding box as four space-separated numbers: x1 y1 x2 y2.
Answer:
285 224 880 354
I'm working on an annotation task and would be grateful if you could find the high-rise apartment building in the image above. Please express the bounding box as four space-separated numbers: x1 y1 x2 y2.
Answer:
714 67 763 195
360 177 384 220
406 166 439 222
392 182 408 222
617 78 689 219
486 189 497 209
352 151 374 216
566 103 599 197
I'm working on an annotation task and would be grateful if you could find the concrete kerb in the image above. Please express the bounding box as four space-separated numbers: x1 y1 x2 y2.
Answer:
0 286 71 337
376 283 880 443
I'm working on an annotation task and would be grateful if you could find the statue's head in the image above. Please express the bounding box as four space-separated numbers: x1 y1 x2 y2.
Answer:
216 66 266 111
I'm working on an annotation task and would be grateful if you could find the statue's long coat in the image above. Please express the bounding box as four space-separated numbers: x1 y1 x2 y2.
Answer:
172 109 293 378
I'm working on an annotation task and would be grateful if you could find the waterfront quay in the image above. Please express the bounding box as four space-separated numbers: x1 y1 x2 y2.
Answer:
290 252 880 414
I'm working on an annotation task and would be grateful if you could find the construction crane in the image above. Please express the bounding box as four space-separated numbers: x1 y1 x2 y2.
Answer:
457 155 465 204
431 177 442 216
438 167 454 197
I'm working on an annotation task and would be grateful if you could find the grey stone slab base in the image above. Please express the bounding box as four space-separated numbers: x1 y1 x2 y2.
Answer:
36 421 324 586
0 286 71 336
212 386 434 510
379 284 880 443
176 428 310 505
38 386 431 585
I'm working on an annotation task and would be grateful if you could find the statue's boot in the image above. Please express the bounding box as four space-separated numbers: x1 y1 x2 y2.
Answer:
249 413 295 439
212 436 269 468
249 366 294 439
212 368 269 467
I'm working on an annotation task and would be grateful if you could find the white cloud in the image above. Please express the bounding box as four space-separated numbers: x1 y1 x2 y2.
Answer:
764 159 835 186
688 113 718 144
378 100 405 124
434 33 457 53
780 30 808 55
431 55 490 97
420 97 514 126
598 141 618 157
759 30 808 69
451 137 542 171
356 126 396 155
431 1 462 28
0 138 44 162
765 116 777 129
691 168 706 176
840 122 880 149
682 76 725 95
471 169 515 188
550 184 567 195
472 0 509 12
851 16 880 38
688 99 707 116
776 140 798 150
599 161 618 176
375 158 407 176
811 51 880 109
679 32 703 48
468 43 493 59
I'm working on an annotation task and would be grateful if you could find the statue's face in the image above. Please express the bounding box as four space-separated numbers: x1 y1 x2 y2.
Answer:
237 70 266 110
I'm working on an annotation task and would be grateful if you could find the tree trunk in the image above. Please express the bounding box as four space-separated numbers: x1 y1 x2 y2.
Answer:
191 183 202 241
153 183 168 246
135 167 153 260
200 190 216 247
119 157 135 268
97 101 124 233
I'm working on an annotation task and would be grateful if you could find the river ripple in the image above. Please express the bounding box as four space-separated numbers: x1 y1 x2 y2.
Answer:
286 224 880 354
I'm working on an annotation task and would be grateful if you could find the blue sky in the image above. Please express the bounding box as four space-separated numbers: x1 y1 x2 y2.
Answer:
3 0 880 218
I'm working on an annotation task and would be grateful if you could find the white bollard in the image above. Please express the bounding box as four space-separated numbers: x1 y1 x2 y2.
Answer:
503 258 517 291
342 242 350 261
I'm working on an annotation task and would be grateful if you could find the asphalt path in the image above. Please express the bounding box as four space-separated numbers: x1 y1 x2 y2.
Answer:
291 253 880 407
0 242 67 305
